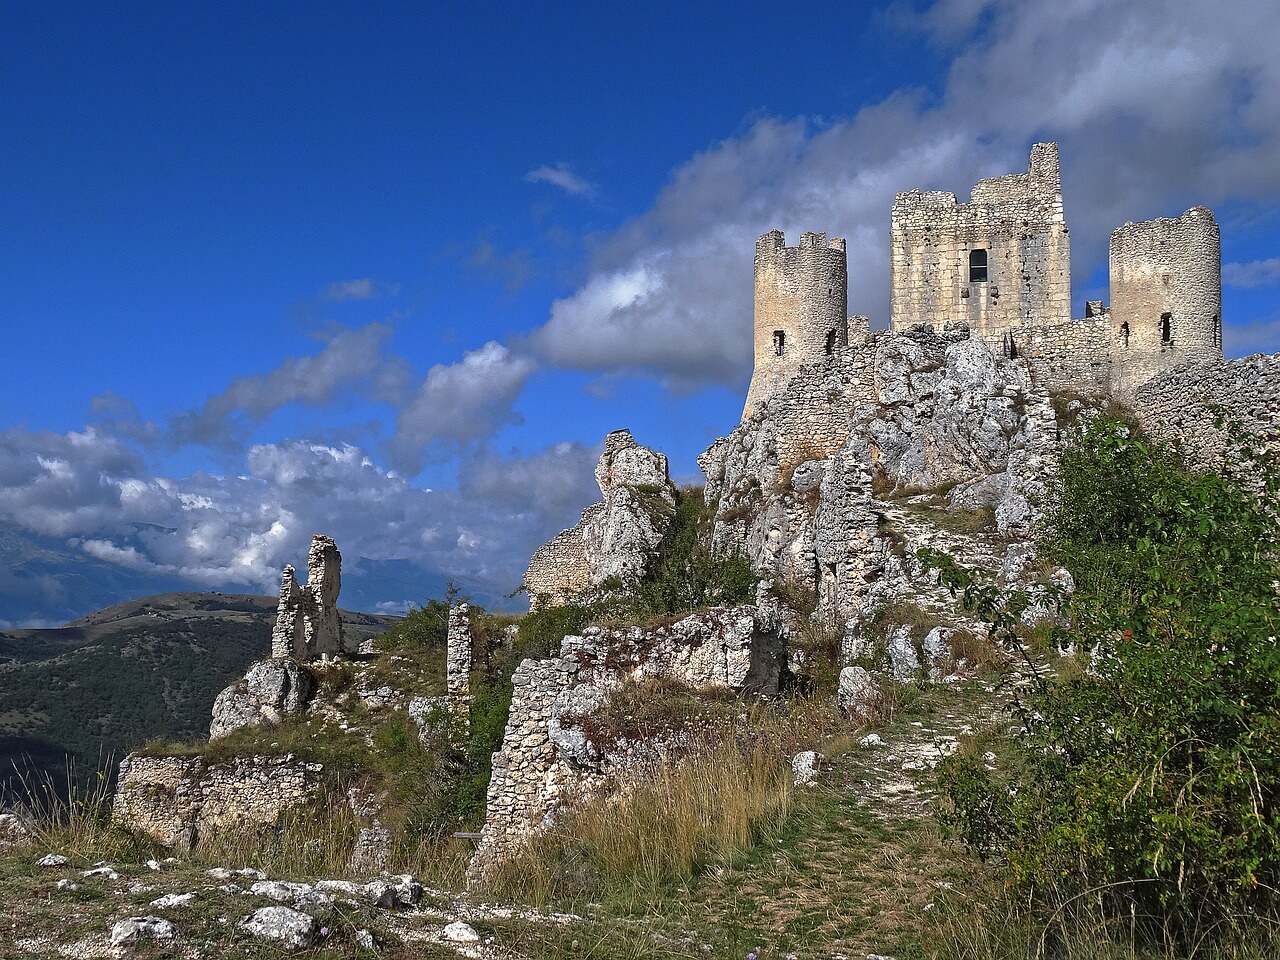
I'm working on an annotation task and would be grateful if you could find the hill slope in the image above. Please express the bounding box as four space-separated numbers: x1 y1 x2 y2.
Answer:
0 592 395 793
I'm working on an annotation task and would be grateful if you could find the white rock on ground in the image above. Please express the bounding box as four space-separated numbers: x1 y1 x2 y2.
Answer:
110 917 176 947
150 892 196 908
838 666 879 717
35 854 67 868
238 906 319 949
791 750 821 786
442 921 482 944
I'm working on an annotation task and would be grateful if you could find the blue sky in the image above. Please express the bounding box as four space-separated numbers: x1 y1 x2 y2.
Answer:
3 0 1279 624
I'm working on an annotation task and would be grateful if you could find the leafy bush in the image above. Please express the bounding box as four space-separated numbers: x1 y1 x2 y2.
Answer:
928 414 1280 951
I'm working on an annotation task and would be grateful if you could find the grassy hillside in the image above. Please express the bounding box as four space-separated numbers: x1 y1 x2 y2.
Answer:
0 592 394 795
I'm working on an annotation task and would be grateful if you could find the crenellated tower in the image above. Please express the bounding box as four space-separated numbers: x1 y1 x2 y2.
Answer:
744 230 848 416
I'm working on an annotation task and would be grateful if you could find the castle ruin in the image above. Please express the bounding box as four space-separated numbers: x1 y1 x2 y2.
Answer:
748 142 1224 408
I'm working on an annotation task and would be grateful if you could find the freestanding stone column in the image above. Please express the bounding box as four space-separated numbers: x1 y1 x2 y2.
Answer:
446 603 472 703
268 535 345 661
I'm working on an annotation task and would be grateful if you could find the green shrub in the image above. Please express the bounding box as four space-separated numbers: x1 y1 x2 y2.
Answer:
926 414 1280 952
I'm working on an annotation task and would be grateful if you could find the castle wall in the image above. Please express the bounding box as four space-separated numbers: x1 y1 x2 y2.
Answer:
1017 314 1114 395
744 231 848 416
1133 354 1280 476
1109 207 1222 395
890 143 1071 351
113 754 324 851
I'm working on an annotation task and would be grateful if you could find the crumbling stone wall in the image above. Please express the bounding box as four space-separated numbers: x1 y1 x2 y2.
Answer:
523 430 677 608
271 535 349 659
112 754 323 851
890 143 1071 351
466 598 787 885
1133 354 1280 475
1110 207 1222 395
745 230 849 416
1016 312 1113 395
446 603 472 702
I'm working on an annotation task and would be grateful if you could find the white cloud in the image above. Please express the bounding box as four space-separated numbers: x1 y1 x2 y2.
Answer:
524 162 597 198
529 0 1280 390
169 323 409 449
391 341 537 472
1224 316 1280 357
0 427 599 603
1224 258 1280 289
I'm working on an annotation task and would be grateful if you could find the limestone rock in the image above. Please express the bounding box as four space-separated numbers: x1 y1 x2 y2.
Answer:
110 916 176 947
523 430 677 607
547 683 609 769
348 825 391 875
886 626 921 681
838 666 878 717
36 853 67 868
149 892 196 909
791 751 821 786
210 658 314 740
0 812 31 847
239 906 319 949
441 920 481 944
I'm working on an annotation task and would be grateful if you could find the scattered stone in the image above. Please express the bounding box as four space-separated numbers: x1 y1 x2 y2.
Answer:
354 928 377 950
858 733 885 748
150 892 196 908
81 863 119 880
441 921 481 944
55 879 79 891
239 906 319 949
206 867 234 880
110 916 176 947
0 812 32 847
838 666 878 717
249 879 314 903
35 853 67 868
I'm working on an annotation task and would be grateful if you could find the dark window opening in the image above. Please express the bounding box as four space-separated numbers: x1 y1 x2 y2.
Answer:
1121 321 1129 347
969 248 988 283
825 329 836 355
1213 314 1222 349
773 330 786 357
1161 312 1172 345
1003 331 1018 359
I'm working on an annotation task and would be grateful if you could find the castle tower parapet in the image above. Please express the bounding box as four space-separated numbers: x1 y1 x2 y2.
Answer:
744 230 848 416
1109 206 1221 395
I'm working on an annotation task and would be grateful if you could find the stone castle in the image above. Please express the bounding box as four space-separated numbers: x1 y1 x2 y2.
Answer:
745 142 1223 414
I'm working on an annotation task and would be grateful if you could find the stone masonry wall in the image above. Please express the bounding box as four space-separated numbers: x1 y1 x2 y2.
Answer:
890 143 1071 351
745 230 849 417
1110 206 1222 396
466 599 787 885
1133 353 1280 475
113 753 323 851
1017 314 1113 395
446 603 472 699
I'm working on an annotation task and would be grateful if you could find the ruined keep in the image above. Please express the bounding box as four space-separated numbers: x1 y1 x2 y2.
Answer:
1109 206 1223 395
271 534 349 660
890 142 1071 354
744 142 1225 412
744 230 848 417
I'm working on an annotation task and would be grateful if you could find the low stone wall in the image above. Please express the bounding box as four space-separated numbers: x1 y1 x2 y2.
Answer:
465 599 787 885
113 753 324 851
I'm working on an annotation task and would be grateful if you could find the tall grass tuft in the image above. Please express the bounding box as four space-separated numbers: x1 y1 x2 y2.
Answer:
488 718 799 906
4 758 157 863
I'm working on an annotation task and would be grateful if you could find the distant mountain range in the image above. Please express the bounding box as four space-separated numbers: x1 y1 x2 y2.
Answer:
0 521 487 629
0 591 397 797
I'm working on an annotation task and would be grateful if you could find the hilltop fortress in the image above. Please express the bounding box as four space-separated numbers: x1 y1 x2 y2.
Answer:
746 142 1224 415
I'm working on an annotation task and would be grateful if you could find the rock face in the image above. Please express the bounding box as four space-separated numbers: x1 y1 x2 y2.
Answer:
523 430 677 608
111 754 323 851
466 595 787 884
271 534 349 660
210 658 314 740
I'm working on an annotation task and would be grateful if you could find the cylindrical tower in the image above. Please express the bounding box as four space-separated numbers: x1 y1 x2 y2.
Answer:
1109 206 1221 395
744 230 848 416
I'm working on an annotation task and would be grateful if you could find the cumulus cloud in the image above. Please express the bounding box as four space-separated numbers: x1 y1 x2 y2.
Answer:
1223 258 1280 289
391 341 537 472
1224 315 1280 357
0 427 599 603
317 278 400 301
524 162 597 198
169 323 409 449
531 0 1280 390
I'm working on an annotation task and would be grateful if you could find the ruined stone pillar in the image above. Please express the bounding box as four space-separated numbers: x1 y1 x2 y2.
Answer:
270 565 307 659
304 535 344 658
446 603 472 701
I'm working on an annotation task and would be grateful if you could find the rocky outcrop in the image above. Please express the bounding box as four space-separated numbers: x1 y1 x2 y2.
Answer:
210 659 314 740
466 594 787 884
524 430 678 608
112 754 323 851
271 535 349 660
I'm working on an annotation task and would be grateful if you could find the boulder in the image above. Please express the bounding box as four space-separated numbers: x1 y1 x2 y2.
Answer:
239 906 319 949
110 917 176 947
210 658 314 740
838 666 879 717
